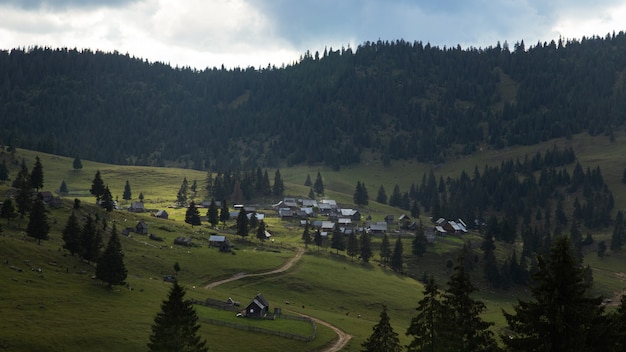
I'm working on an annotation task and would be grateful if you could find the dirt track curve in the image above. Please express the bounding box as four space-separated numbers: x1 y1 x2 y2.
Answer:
203 246 352 351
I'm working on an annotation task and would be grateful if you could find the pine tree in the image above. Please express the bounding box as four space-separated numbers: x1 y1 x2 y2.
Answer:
331 227 346 254
59 180 68 195
272 169 284 196
30 156 44 192
347 231 359 261
256 220 267 241
502 236 607 352
360 230 373 263
123 180 132 200
406 276 450 352
391 237 403 272
139 192 144 203
412 225 428 257
236 207 248 240
376 185 387 204
96 225 127 288
314 228 323 251
26 198 50 245
362 305 402 352
481 235 501 286
304 174 312 186
80 215 102 262
148 281 208 352
0 160 9 183
611 210 624 251
302 222 312 248
313 171 324 196
72 156 82 170
185 201 201 228
101 185 114 212
1 198 17 223
177 177 189 207
219 199 229 225
380 234 391 267
13 160 31 217
353 181 369 206
207 198 219 227
62 212 82 256
90 170 105 201
442 256 499 351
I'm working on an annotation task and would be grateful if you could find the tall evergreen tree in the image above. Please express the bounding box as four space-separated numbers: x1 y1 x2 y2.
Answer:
331 227 346 254
482 234 501 286
177 177 189 207
59 180 68 195
185 201 201 228
362 305 402 352
380 233 391 267
139 192 144 203
302 222 312 248
26 198 50 245
502 236 608 352
30 156 44 191
272 169 284 196
123 180 132 200
219 199 229 225
148 281 208 352
62 212 82 256
100 185 114 212
236 207 248 240
389 184 402 207
442 256 499 351
0 160 9 183
376 185 387 204
314 228 323 251
207 198 219 227
406 276 450 352
304 174 312 187
90 170 105 201
347 231 360 261
80 215 102 262
313 171 324 196
13 159 31 217
353 181 369 206
360 230 373 263
412 225 428 257
255 220 267 241
391 237 404 272
1 198 17 223
72 156 83 170
96 225 127 288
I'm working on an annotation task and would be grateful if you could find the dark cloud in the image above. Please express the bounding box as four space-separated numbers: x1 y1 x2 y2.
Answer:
0 0 139 10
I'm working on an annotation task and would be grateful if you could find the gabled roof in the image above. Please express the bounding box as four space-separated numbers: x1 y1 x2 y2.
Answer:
301 199 318 207
209 235 226 242
249 293 269 310
340 209 358 217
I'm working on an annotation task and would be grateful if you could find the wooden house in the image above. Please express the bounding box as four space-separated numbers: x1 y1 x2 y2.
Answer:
135 220 148 234
243 293 270 318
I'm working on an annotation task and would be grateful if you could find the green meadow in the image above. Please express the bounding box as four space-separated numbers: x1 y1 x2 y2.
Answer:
2 130 626 351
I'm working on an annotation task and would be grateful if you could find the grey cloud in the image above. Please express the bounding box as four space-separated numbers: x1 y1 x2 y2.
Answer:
0 0 139 10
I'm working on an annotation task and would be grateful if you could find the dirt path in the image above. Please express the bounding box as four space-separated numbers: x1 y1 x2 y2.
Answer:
203 246 352 351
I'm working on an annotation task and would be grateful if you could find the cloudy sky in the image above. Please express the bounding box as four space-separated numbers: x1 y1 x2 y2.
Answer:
1 0 625 69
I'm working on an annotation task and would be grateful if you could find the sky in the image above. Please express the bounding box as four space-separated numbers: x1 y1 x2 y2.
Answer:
1 0 625 70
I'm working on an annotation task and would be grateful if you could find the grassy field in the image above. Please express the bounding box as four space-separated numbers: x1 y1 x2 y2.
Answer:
2 130 626 351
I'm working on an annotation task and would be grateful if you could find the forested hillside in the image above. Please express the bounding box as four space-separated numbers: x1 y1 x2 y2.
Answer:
1 32 626 170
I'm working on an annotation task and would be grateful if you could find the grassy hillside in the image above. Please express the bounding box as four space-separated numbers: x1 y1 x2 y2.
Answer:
2 130 626 351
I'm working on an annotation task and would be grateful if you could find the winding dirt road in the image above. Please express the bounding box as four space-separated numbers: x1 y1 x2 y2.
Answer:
203 246 352 351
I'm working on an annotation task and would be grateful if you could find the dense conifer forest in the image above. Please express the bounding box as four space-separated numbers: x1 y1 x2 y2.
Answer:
2 32 626 170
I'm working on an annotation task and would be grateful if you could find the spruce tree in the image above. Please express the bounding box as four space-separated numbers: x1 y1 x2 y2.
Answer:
390 237 404 272
59 180 68 195
13 159 31 217
330 227 345 254
207 198 219 227
0 160 9 183
611 210 624 251
30 156 44 191
62 212 82 256
1 198 17 223
313 171 324 196
360 230 373 263
442 256 499 351
236 207 248 240
314 228 323 251
272 169 284 196
412 225 428 257
380 233 391 267
502 236 608 352
26 198 50 245
304 174 312 186
123 180 132 200
302 222 312 248
177 177 189 207
362 305 402 352
376 185 387 204
406 276 450 352
80 215 102 262
148 281 208 352
96 225 127 288
90 170 105 201
72 156 82 170
219 199 229 225
347 231 359 261
101 185 114 212
185 201 201 228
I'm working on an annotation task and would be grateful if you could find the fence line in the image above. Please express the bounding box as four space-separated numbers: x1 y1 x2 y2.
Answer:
199 316 316 342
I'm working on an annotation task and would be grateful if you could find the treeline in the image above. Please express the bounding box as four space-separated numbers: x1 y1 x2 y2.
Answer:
2 32 626 170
